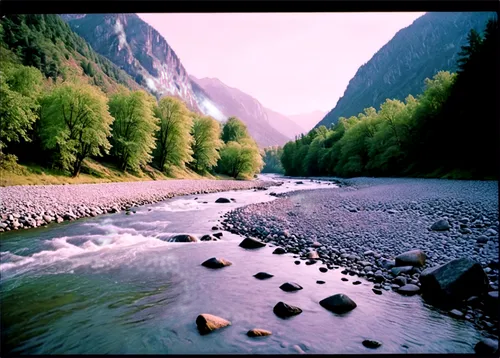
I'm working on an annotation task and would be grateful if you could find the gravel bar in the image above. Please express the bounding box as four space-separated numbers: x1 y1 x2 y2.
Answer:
221 177 499 337
0 179 276 232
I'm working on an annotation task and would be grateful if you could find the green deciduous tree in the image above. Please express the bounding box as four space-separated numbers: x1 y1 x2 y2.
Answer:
0 64 43 153
108 89 158 171
221 117 249 143
39 81 114 176
218 139 264 179
153 96 193 172
190 115 223 173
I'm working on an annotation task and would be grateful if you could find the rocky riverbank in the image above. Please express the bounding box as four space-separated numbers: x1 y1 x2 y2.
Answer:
0 179 277 232
221 177 499 344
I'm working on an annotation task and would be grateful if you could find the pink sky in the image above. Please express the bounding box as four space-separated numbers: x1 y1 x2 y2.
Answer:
138 12 425 116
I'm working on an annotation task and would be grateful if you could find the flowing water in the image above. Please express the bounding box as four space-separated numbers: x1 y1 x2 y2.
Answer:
0 175 486 354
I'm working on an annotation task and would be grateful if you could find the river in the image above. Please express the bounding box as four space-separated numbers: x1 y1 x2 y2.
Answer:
0 175 485 354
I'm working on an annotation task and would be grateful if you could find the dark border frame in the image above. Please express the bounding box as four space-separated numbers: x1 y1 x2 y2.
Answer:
0 1 499 15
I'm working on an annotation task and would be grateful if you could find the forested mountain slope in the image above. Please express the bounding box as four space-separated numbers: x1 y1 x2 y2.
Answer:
316 12 496 128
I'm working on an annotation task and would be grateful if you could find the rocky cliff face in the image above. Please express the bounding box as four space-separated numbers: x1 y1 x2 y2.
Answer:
190 76 292 147
316 12 496 129
62 14 220 116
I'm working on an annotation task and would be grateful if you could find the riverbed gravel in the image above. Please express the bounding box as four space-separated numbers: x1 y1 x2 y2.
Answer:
0 179 276 231
221 177 499 338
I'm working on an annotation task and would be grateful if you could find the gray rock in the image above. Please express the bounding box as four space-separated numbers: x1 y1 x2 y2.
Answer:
395 249 427 267
279 282 303 292
391 266 414 276
273 247 287 255
419 257 489 304
449 309 464 318
431 219 451 231
273 301 303 318
254 272 274 280
474 339 498 355
397 284 420 296
169 234 198 242
319 294 357 314
200 234 218 241
201 257 232 269
239 237 266 249
363 340 382 349
215 198 231 203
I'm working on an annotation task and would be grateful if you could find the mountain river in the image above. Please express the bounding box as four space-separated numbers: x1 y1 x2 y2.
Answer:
0 175 485 354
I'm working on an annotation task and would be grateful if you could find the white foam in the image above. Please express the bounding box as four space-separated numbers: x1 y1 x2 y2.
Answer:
0 232 169 278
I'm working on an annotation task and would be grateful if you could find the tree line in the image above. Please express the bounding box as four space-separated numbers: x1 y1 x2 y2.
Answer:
279 19 497 180
1 58 263 180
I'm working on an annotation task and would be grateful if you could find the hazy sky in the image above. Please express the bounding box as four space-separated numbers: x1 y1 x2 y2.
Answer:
139 12 425 116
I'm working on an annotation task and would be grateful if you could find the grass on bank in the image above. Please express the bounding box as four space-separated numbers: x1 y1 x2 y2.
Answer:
0 157 224 187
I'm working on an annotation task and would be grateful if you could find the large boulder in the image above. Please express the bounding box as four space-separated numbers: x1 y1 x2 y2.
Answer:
196 313 231 335
239 237 266 249
169 234 198 242
215 198 231 203
279 282 303 292
419 257 488 305
201 257 232 269
273 302 303 318
319 294 357 314
395 249 426 267
474 338 498 355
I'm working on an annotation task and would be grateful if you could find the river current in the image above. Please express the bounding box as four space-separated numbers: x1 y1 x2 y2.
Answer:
0 175 486 354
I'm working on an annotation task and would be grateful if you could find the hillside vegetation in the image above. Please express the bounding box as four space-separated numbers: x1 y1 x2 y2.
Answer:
280 19 498 180
0 15 263 186
316 12 496 129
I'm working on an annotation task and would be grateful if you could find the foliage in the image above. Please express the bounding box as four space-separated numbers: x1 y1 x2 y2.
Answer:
221 117 250 143
262 146 284 174
280 19 497 180
0 63 43 152
108 89 158 171
190 115 223 173
0 14 140 92
218 139 264 179
39 81 114 176
153 97 193 172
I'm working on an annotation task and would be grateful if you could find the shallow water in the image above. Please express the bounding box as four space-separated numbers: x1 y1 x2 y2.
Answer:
0 175 487 354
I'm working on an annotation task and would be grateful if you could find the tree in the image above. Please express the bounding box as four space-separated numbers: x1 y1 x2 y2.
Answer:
218 139 264 179
262 146 284 174
108 89 158 171
39 81 114 176
0 64 43 153
221 116 249 143
190 115 223 173
153 96 193 171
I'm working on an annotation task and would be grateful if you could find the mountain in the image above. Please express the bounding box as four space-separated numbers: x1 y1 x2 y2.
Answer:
61 13 224 118
0 14 142 94
316 12 497 129
288 110 326 132
190 76 291 147
263 107 306 139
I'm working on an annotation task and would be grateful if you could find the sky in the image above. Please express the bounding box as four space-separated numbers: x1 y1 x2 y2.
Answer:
138 12 425 116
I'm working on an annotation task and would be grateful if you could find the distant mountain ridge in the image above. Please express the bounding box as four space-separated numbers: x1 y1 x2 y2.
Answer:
190 76 293 147
316 11 497 129
61 13 225 120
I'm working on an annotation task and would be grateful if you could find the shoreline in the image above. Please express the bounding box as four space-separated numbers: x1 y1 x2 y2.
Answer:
0 178 279 233
221 177 499 340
